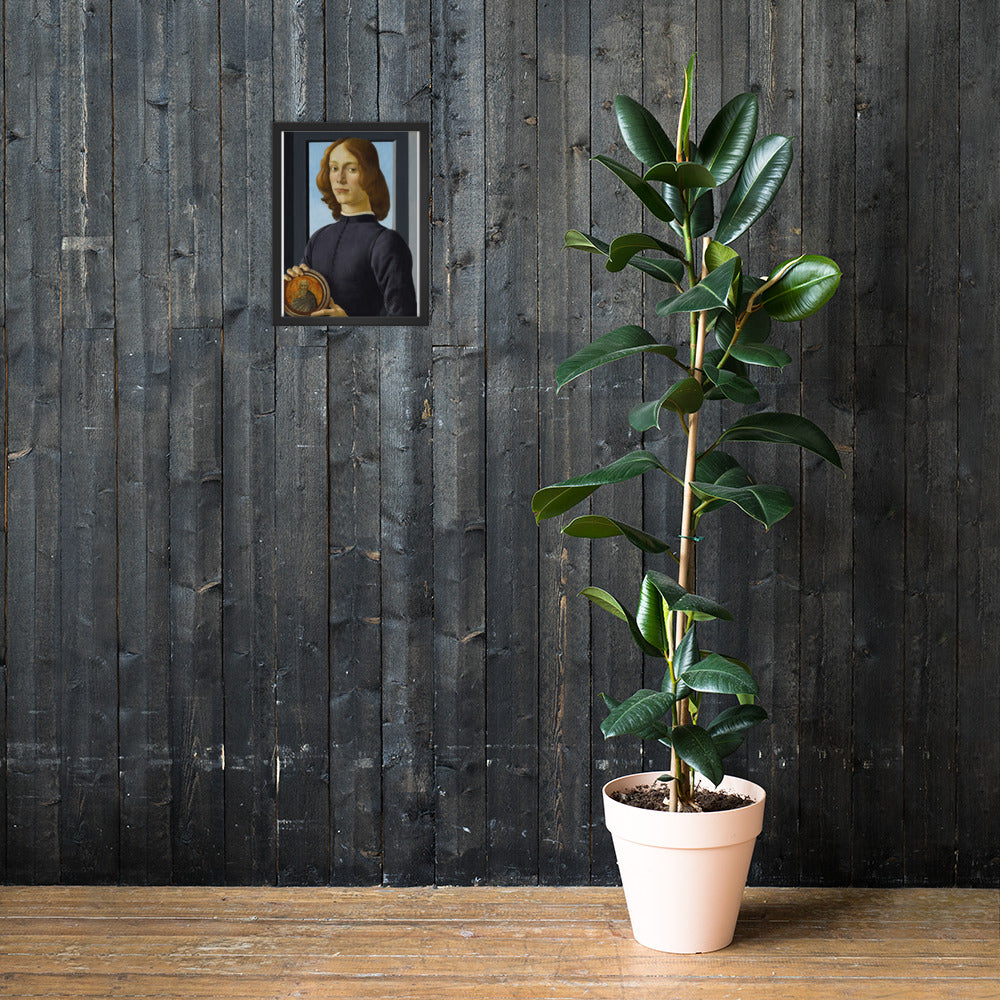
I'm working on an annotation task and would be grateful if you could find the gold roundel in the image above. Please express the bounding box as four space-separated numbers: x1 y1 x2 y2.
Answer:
284 267 332 316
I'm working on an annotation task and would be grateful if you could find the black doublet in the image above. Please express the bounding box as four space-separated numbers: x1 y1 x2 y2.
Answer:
302 214 417 317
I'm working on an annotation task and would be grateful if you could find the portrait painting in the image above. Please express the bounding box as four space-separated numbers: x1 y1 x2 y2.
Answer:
272 122 429 325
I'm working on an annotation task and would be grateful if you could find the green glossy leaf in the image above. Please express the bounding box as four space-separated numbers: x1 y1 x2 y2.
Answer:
564 229 610 255
698 92 759 184
711 731 745 759
683 653 759 696
607 232 686 272
707 703 768 738
657 258 739 316
701 349 751 401
533 450 667 522
645 570 734 622
583 588 663 658
561 515 676 557
760 255 842 321
614 95 676 166
672 625 700 699
705 240 739 272
690 480 794 529
643 160 717 188
676 55 695 161
688 188 715 239
715 134 794 244
602 689 675 739
654 291 681 315
629 377 704 431
714 307 771 350
636 575 669 653
556 325 678 390
599 693 671 742
728 343 792 368
692 450 752 515
628 255 686 285
671 724 724 786
702 364 760 404
592 155 675 223
718 412 843 469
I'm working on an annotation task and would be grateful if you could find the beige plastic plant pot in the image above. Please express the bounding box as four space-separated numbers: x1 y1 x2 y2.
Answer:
603 771 766 953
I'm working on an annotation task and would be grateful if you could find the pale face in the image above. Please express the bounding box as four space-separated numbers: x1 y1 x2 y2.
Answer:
328 146 372 215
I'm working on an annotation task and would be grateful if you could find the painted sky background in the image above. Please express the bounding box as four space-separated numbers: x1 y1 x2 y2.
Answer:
308 140 396 234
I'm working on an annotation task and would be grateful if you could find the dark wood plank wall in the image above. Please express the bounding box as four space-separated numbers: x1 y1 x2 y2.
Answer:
1 0 997 888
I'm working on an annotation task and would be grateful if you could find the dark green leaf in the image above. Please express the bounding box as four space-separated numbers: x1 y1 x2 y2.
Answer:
533 450 667 522
602 689 675 739
707 703 768 737
607 232 687 271
565 229 611 255
657 258 739 315
682 653 759 696
705 240 739 272
636 575 669 653
643 160 717 188
727 343 792 368
583 588 663 658
690 481 794 529
600 693 670 743
672 625 700 699
592 155 675 223
628 255 686 285
671 724 724 786
715 134 794 244
688 188 715 239
614 95 676 166
561 515 676 557
629 377 704 432
719 412 843 469
556 325 678 390
645 570 734 622
714 308 771 350
677 55 695 161
692 450 752 515
760 255 842 321
702 364 760 404
698 92 759 184
711 731 745 759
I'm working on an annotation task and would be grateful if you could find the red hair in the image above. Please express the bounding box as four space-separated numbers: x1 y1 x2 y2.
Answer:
315 137 391 221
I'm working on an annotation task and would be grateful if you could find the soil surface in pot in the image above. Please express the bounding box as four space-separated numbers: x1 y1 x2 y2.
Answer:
610 784 754 813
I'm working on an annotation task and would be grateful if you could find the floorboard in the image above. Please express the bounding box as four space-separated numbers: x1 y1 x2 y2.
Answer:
0 887 996 999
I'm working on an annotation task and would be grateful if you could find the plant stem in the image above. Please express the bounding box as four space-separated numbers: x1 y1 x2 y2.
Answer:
669 237 711 812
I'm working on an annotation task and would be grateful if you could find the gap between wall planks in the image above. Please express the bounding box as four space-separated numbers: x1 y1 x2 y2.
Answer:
0 886 997 1000
2 0 998 889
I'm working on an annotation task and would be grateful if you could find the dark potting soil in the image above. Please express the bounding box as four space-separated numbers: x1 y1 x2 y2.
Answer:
610 783 754 813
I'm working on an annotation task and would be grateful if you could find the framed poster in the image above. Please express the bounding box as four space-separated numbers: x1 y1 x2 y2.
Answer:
272 122 429 325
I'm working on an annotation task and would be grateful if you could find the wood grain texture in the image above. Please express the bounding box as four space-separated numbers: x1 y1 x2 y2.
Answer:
483 0 540 884
587 0 646 884
219 0 278 886
0 0 997 890
113 0 174 885
852 0 908 887
169 328 225 883
0 887 995 999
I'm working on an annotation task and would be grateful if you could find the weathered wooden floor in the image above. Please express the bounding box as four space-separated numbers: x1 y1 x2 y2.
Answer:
0 887 996 999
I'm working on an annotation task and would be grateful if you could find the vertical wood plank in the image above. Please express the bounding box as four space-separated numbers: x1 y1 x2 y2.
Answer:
430 0 488 886
799 0 856 885
169 328 225 883
114 0 174 886
852 0 907 886
324 0 382 888
377 1 436 887
4 0 63 884
904 0 959 886
60 0 113 329
220 0 278 885
586 0 645 886
58 329 118 881
957 0 1000 890
740 0 804 884
274 330 330 886
537 0 593 885
168 0 223 328
272 0 330 888
484 0 539 885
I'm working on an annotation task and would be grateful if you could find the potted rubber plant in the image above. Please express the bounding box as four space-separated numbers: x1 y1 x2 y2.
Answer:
532 56 842 953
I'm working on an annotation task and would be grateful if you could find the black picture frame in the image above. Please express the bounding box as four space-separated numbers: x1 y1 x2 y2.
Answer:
272 122 429 326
